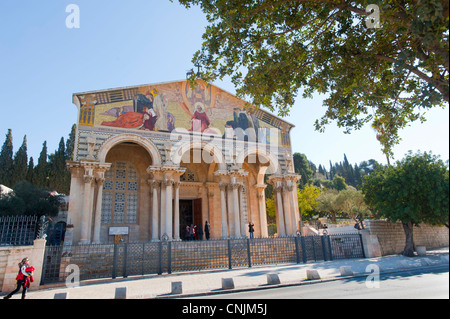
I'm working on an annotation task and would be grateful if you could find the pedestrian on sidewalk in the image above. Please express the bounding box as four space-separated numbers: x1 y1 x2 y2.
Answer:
3 257 35 299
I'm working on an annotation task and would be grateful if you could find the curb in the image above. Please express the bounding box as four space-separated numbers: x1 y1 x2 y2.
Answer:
153 263 449 299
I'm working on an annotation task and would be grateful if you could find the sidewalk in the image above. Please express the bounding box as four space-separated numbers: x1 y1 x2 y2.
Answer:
8 247 450 299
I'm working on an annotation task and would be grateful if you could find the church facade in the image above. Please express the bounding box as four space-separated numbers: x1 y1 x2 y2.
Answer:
67 79 301 244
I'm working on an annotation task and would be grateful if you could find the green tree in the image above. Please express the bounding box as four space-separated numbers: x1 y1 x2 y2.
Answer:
297 184 321 220
316 189 340 222
12 135 28 187
0 181 62 217
176 0 449 161
332 175 348 191
293 153 314 189
334 188 370 220
362 151 449 257
49 137 70 194
34 141 49 189
26 157 35 184
65 124 76 161
0 129 14 187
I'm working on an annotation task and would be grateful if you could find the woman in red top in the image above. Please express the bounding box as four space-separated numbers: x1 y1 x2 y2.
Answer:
3 257 34 299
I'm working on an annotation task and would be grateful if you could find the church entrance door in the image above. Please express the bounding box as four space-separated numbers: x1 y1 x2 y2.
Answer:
179 199 202 240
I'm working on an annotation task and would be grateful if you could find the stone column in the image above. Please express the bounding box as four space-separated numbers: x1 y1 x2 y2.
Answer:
92 177 105 244
206 184 215 225
226 184 235 236
80 174 95 244
151 180 160 241
282 183 294 236
173 182 181 240
239 184 246 237
287 181 299 235
160 181 166 240
219 182 228 239
165 179 174 240
274 185 286 237
231 182 241 238
256 185 268 238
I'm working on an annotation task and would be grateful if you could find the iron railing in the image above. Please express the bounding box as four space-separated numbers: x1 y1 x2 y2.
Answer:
41 234 364 285
0 215 39 246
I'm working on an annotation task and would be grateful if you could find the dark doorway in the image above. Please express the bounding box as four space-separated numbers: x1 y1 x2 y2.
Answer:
180 200 193 241
179 199 202 240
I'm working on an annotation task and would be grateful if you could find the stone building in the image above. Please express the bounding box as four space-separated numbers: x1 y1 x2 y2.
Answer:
67 79 301 244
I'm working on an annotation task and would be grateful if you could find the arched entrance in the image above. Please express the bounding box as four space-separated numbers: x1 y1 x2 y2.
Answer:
100 141 154 243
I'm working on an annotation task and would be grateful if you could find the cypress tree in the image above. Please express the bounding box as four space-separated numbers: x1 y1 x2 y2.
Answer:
0 129 14 187
49 137 70 193
26 157 35 184
35 141 49 188
12 135 28 187
65 124 76 161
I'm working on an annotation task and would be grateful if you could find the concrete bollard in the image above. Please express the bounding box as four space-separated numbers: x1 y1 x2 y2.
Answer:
222 278 235 290
266 273 281 285
306 270 321 280
115 287 127 299
54 292 69 299
171 281 183 295
339 266 354 276
416 246 427 256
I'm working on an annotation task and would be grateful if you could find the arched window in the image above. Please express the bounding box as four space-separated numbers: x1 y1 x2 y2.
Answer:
101 161 139 224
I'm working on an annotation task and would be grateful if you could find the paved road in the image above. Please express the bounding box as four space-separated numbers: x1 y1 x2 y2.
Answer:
197 266 449 299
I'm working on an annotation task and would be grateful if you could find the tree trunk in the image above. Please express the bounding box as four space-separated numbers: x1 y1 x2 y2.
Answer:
402 222 415 257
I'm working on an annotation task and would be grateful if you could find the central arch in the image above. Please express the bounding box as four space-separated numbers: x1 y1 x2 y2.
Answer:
97 133 162 167
171 140 227 171
235 147 281 184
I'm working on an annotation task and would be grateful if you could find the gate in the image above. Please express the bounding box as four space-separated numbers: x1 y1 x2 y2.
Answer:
40 234 364 285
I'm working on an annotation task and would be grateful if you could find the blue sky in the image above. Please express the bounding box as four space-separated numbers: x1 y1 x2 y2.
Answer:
0 0 448 170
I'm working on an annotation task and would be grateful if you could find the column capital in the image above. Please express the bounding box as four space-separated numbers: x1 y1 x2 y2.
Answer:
164 179 175 187
83 175 95 185
230 182 241 190
219 182 228 191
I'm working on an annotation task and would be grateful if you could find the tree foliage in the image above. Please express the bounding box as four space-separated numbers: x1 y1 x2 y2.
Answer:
176 0 449 159
0 181 62 217
297 184 321 219
362 151 449 256
0 125 76 195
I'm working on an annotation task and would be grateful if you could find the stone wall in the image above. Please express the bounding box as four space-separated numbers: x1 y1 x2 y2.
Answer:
363 220 449 256
0 239 46 293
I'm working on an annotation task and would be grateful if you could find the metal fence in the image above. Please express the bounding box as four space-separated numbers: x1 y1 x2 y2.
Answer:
0 215 39 246
40 234 364 285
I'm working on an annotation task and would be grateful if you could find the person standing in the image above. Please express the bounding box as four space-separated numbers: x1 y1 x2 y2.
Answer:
185 225 191 241
190 224 195 241
204 221 211 240
4 257 34 299
197 224 204 241
248 222 255 239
